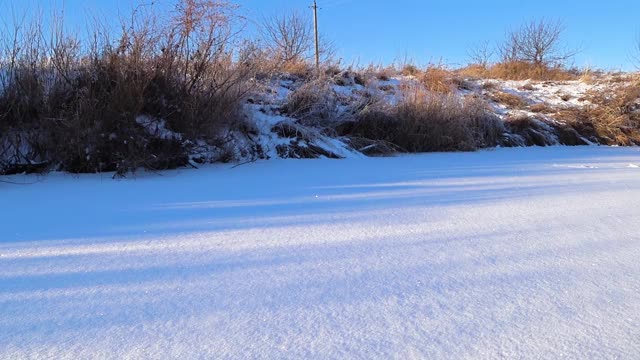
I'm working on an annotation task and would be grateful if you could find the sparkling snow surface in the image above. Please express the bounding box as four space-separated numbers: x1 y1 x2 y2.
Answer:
1 147 640 359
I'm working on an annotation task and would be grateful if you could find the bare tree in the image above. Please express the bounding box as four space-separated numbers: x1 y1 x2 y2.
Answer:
467 40 494 68
260 11 313 64
500 19 576 66
497 31 520 63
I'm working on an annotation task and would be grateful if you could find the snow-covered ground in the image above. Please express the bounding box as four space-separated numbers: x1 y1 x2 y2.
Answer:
2 147 640 359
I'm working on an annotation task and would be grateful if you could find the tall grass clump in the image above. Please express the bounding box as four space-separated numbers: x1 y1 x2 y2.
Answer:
340 86 504 152
558 84 640 145
284 79 341 127
457 61 577 81
0 0 254 176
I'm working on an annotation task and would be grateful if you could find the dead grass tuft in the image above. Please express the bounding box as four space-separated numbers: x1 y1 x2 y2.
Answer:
488 61 577 81
491 91 529 108
420 65 455 93
458 61 577 81
529 103 556 114
284 80 341 126
555 84 640 145
338 86 504 152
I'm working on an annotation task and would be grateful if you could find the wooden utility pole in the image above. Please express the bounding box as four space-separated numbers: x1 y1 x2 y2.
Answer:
312 0 320 71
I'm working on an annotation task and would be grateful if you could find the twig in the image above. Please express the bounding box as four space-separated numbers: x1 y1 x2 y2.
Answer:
230 158 256 169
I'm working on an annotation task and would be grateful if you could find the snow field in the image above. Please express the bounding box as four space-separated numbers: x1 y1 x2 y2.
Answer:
1 146 640 359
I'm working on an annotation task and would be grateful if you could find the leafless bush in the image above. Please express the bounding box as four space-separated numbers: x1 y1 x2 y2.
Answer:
456 19 583 81
499 19 576 66
468 40 494 68
259 11 336 77
261 11 312 65
0 0 253 176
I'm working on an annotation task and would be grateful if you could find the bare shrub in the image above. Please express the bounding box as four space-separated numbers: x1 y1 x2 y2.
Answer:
259 11 336 77
0 0 253 175
499 19 576 66
467 40 494 68
261 11 312 65
461 19 578 81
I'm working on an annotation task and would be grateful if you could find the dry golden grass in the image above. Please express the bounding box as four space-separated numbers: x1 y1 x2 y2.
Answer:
579 71 597 84
420 65 455 93
489 61 576 81
456 64 489 79
340 85 505 152
368 65 397 81
457 61 577 81
401 64 420 76
529 103 556 113
555 84 640 145
281 60 313 78
491 91 529 108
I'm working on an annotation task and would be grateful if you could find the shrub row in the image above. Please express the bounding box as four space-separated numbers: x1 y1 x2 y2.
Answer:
0 1 251 176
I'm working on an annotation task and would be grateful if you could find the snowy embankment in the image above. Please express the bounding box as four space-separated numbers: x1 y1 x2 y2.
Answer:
1 147 640 359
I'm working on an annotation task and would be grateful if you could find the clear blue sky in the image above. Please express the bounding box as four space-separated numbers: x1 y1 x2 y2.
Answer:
1 0 638 70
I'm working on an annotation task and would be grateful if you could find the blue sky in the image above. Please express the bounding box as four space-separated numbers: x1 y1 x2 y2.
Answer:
2 0 638 70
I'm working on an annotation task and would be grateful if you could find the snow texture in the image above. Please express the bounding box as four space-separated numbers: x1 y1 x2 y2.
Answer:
1 147 640 359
